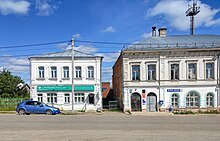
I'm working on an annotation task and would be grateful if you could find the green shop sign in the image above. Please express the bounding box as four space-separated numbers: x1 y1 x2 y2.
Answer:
37 85 94 92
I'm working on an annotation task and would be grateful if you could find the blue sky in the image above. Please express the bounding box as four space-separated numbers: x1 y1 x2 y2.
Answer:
0 0 220 84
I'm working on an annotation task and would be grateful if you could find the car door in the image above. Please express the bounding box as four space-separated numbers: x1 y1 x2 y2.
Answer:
25 101 37 113
35 102 45 113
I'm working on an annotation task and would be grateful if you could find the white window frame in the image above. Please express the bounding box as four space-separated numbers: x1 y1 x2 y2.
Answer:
131 65 140 81
75 66 82 78
38 66 44 78
205 62 214 79
50 66 57 78
64 93 70 103
88 66 94 78
74 93 84 103
63 66 69 78
37 94 43 102
206 93 214 107
146 63 156 80
170 63 179 80
186 91 200 107
171 94 179 108
187 63 197 80
47 93 57 104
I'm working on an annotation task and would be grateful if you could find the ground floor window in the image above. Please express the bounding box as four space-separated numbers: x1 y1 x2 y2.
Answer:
171 94 179 108
37 94 43 102
64 93 70 103
206 93 214 107
75 93 84 103
186 91 200 107
47 93 57 104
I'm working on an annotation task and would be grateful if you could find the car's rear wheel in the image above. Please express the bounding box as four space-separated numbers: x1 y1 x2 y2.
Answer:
18 109 26 115
46 110 53 115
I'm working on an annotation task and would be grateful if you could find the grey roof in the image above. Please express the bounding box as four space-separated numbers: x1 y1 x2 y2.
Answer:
31 49 102 58
125 35 220 51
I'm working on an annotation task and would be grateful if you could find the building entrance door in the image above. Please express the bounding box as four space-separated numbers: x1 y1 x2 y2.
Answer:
146 93 157 112
131 93 141 111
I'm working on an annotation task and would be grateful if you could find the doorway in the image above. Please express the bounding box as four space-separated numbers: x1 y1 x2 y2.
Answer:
146 93 157 112
131 93 141 111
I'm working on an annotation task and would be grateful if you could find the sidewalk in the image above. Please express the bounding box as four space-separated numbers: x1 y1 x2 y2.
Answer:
131 111 174 116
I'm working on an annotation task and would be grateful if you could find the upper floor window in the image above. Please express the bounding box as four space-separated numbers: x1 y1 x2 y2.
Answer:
75 67 82 78
147 64 156 80
132 65 140 81
88 66 94 78
50 67 57 78
206 63 214 79
171 64 179 80
63 67 69 78
38 67 44 78
188 63 197 79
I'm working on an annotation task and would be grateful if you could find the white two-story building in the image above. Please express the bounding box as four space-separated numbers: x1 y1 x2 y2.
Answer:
29 49 103 111
113 28 220 112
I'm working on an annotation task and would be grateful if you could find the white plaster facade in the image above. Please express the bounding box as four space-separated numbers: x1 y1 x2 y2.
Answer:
113 35 220 112
29 49 103 111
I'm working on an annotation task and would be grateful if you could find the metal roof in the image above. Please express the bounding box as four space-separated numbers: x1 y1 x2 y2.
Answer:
125 35 220 51
31 49 102 58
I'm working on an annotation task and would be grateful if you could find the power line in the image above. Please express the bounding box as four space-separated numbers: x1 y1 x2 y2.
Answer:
0 40 71 49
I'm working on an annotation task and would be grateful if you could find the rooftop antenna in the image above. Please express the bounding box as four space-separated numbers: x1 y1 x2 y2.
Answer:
186 0 200 35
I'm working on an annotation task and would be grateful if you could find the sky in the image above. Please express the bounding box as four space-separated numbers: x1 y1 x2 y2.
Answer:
0 0 220 84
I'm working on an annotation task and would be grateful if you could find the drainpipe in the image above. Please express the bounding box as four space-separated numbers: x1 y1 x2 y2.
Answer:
158 53 161 112
217 54 220 107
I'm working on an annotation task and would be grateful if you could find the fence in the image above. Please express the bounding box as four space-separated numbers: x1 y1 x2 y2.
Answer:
0 98 24 111
109 101 118 110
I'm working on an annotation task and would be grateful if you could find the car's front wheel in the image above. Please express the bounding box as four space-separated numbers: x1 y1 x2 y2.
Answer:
18 109 26 115
45 110 53 115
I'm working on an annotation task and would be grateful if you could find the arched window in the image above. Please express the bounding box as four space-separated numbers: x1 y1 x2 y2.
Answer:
186 91 200 107
171 94 179 108
206 93 214 107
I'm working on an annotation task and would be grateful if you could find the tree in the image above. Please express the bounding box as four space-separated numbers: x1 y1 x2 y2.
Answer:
0 69 29 98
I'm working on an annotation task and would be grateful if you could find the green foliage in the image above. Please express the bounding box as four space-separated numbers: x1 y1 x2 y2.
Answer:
0 98 28 111
0 69 28 98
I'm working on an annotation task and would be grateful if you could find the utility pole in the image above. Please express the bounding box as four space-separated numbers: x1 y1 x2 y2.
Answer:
71 37 75 113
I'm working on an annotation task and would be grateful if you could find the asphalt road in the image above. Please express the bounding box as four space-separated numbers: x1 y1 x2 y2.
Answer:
0 113 220 141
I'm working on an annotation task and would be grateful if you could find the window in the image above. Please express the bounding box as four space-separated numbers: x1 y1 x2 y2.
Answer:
171 94 179 108
51 67 57 78
88 94 94 104
74 93 84 103
186 91 200 107
64 94 70 103
206 63 214 79
206 93 214 107
171 64 179 80
47 93 57 103
63 67 69 78
75 67 82 78
37 94 43 102
88 66 94 78
188 63 197 79
38 67 44 78
132 65 140 81
147 64 156 80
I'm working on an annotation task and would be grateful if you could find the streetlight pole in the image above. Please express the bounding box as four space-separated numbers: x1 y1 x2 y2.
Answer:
71 37 75 113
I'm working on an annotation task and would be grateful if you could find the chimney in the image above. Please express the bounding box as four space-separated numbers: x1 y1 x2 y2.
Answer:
152 26 156 37
158 28 167 37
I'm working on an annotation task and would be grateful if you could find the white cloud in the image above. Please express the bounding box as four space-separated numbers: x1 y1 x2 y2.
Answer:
147 0 220 31
72 33 81 39
96 52 120 63
0 0 30 15
75 45 98 54
0 57 29 73
35 0 58 16
103 26 116 33
141 32 152 39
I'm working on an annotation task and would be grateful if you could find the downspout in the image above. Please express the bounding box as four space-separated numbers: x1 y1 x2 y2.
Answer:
158 53 161 112
217 54 220 107
121 51 125 111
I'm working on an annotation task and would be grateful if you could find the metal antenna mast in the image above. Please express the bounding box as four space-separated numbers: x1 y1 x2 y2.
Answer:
186 0 200 35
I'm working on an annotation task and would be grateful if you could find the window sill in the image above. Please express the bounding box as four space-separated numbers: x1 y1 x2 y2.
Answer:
86 78 95 80
74 78 82 80
49 78 57 81
36 78 45 80
62 78 70 80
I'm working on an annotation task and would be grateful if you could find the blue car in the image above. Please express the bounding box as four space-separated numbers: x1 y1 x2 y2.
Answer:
16 100 60 115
